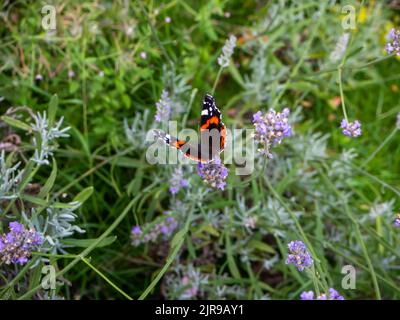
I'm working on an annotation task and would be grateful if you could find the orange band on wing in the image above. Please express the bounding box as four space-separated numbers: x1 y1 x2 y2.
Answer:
172 140 186 148
201 116 220 130
220 125 226 150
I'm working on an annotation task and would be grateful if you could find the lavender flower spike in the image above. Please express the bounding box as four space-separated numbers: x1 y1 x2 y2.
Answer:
286 240 313 271
386 28 400 56
155 90 172 123
197 157 228 190
218 35 237 68
340 119 361 138
0 221 43 265
327 288 345 300
130 212 179 247
252 108 292 158
394 214 400 228
300 291 314 300
300 288 345 300
169 167 189 195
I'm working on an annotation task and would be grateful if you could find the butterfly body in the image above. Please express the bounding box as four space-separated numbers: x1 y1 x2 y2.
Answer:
154 94 226 163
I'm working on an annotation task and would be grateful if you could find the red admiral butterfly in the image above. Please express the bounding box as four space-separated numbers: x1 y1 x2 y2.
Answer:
154 94 226 163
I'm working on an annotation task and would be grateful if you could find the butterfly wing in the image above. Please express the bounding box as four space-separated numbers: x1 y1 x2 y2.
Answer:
153 129 204 162
200 94 226 161
153 94 225 163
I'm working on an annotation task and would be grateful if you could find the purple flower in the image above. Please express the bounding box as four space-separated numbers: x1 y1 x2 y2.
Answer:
197 157 228 190
252 111 263 123
9 221 24 233
0 221 43 265
155 90 172 123
131 226 142 235
252 108 292 158
389 28 396 39
285 240 313 271
327 288 345 300
317 288 345 300
130 226 142 246
169 167 189 195
386 43 394 54
130 212 178 247
386 28 400 56
160 225 169 234
218 35 237 68
340 119 361 137
161 213 178 236
394 214 400 228
300 288 344 300
300 291 314 300
140 51 147 59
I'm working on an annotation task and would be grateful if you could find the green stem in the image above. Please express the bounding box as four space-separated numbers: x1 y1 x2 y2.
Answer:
18 182 157 300
264 178 329 292
31 252 78 259
211 67 223 96
362 127 398 167
53 146 136 198
306 265 320 296
138 2 174 68
230 157 268 189
338 67 348 122
344 202 381 299
310 235 400 292
300 54 396 78
182 88 198 128
270 2 327 109
138 206 194 300
318 168 381 300
0 257 38 298
81 257 133 300
348 53 395 70
329 158 400 197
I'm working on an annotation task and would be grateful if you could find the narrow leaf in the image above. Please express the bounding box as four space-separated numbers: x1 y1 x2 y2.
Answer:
1 116 31 131
72 186 94 205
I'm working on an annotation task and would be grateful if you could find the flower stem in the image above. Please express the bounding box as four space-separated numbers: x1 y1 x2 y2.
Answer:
318 167 382 300
212 67 224 95
182 88 198 128
307 266 321 296
138 206 194 300
81 257 133 300
264 178 329 292
17 182 157 300
362 127 398 167
137 2 174 68
338 67 348 122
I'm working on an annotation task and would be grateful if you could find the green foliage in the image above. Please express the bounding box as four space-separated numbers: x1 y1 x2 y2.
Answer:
0 0 400 300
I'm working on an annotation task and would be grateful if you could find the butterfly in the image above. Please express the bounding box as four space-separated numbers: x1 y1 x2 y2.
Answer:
154 94 226 163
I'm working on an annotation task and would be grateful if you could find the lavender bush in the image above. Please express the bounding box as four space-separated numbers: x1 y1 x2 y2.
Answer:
0 1 399 302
